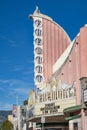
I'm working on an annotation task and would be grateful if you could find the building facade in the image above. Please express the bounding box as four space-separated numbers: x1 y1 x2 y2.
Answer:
27 7 87 130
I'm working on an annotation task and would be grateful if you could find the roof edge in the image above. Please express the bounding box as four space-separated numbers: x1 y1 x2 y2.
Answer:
29 6 53 21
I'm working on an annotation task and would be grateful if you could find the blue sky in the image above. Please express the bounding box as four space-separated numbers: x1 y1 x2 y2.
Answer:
0 0 87 110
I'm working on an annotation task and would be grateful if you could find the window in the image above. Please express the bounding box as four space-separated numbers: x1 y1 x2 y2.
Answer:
73 122 78 130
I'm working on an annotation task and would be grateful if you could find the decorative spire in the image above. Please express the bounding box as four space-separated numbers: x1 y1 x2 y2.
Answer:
34 6 40 14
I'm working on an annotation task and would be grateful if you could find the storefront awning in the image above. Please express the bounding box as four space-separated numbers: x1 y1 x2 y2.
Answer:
63 105 81 113
65 114 81 121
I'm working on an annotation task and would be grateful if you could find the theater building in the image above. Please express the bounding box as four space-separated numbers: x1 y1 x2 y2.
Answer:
26 7 87 130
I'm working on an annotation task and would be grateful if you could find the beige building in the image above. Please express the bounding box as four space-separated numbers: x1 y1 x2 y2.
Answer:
8 115 13 124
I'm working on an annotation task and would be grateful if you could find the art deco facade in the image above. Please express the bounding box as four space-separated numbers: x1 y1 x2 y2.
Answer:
27 7 87 130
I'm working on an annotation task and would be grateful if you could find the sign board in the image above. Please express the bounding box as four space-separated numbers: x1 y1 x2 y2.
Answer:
41 116 45 123
40 103 60 114
84 89 87 102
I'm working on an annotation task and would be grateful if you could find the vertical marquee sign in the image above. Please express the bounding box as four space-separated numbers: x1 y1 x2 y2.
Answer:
33 17 44 87
80 77 87 107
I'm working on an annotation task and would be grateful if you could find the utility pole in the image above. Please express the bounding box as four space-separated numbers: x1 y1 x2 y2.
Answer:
16 96 19 130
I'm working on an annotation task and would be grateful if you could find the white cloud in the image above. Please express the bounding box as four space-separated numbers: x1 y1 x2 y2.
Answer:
0 35 17 47
0 59 9 63
11 66 23 71
0 79 10 84
0 87 4 91
12 88 29 95
22 70 33 75
8 40 17 47
0 35 7 40
0 102 13 110
0 79 32 94
22 66 34 75
0 78 33 108
27 60 34 64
